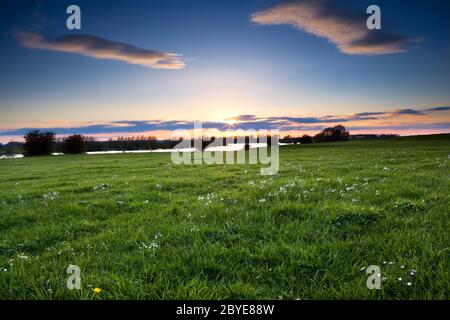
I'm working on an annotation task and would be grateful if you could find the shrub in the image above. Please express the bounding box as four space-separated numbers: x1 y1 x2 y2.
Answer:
314 125 350 143
300 134 312 144
62 135 87 154
24 130 56 156
0 142 24 155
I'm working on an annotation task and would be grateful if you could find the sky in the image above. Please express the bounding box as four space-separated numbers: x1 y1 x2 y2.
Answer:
0 0 449 142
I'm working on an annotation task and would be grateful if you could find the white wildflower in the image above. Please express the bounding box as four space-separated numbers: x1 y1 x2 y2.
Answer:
150 242 159 249
92 184 109 191
43 191 59 200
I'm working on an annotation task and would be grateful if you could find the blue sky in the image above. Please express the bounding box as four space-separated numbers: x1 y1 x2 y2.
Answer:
0 0 449 141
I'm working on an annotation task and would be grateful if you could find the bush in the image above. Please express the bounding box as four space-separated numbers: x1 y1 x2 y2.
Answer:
0 142 24 155
314 125 350 143
24 130 56 156
62 135 87 154
300 135 312 144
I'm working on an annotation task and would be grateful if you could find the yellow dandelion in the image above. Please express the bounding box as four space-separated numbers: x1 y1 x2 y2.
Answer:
92 287 102 294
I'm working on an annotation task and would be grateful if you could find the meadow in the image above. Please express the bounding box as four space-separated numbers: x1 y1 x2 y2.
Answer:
0 136 448 299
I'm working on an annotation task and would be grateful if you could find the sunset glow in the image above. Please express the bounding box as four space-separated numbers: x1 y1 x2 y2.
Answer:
1 0 449 142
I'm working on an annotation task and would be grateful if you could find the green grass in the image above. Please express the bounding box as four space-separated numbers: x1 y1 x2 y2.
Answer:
0 136 449 299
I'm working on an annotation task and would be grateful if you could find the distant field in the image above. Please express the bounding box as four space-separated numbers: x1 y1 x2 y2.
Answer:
0 136 449 299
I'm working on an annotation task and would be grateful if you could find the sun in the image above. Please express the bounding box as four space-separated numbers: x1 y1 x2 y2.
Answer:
223 118 237 128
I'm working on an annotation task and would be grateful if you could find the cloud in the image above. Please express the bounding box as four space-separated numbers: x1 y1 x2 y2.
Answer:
251 0 422 55
228 115 258 121
390 109 425 116
354 112 385 116
15 32 185 69
1 107 448 137
426 106 450 112
348 123 450 131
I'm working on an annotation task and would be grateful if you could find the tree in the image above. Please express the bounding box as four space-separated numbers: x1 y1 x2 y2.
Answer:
300 134 312 144
24 130 56 156
0 142 24 155
313 125 350 143
62 135 87 154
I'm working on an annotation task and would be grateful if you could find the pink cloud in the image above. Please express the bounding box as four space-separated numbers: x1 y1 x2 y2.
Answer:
251 0 422 55
16 32 186 69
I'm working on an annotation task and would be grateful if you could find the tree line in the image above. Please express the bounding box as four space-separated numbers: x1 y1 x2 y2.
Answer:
18 130 181 156
0 125 383 156
282 125 350 144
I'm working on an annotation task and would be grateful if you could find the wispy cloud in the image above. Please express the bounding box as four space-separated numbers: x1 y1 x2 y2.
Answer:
15 32 186 69
1 107 448 138
388 109 425 116
230 115 259 121
426 106 450 112
251 0 422 55
228 108 432 125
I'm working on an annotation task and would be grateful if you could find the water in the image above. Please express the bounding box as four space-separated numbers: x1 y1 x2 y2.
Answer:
0 143 277 159
0 154 24 159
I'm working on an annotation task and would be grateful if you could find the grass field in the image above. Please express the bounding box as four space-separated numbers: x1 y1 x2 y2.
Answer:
0 136 449 299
